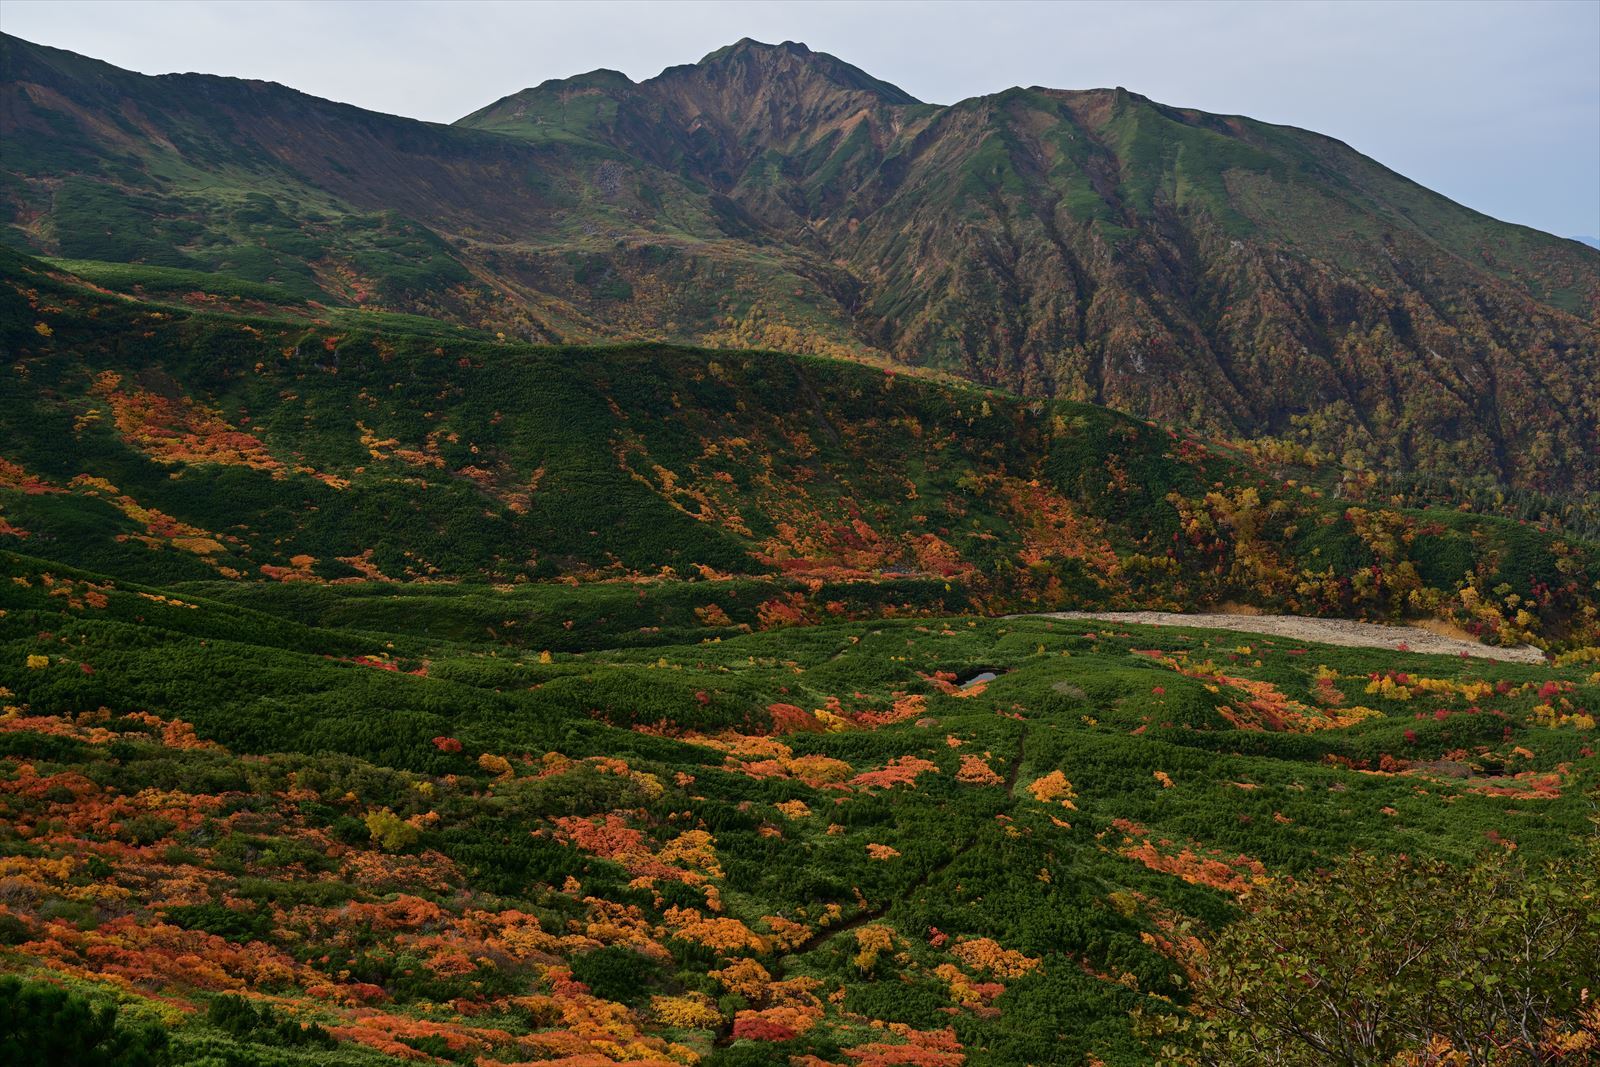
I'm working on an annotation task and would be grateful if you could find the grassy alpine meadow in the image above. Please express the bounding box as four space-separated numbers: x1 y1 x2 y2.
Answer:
1 255 1598 1065
0 543 1597 1065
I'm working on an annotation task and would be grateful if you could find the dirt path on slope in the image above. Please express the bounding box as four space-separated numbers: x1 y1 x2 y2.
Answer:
1009 611 1545 664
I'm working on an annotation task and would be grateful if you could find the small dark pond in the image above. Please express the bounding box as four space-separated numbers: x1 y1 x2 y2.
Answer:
954 667 1004 689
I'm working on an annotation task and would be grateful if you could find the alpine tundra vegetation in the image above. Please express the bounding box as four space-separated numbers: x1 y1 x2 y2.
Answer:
0 25 1597 1067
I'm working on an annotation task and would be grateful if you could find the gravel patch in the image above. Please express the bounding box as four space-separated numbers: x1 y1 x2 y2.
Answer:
1009 611 1545 664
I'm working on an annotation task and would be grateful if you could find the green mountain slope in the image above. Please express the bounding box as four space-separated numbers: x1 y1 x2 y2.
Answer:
4 249 1597 651
4 34 1597 492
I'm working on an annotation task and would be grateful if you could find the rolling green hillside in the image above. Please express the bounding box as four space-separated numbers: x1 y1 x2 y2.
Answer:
4 250 1597 652
4 34 1597 493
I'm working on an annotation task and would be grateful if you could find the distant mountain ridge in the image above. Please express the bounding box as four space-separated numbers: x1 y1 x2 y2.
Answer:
3 33 1597 491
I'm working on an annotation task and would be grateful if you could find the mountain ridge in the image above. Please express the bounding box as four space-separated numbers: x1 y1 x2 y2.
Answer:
4 33 1597 493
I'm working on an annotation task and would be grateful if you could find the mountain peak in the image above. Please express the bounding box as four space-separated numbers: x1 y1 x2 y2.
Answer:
698 37 813 64
657 38 920 107
533 68 633 93
6 33 1597 497
460 38 918 138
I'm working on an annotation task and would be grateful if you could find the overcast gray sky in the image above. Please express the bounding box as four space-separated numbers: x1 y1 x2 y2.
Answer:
4 0 1597 239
